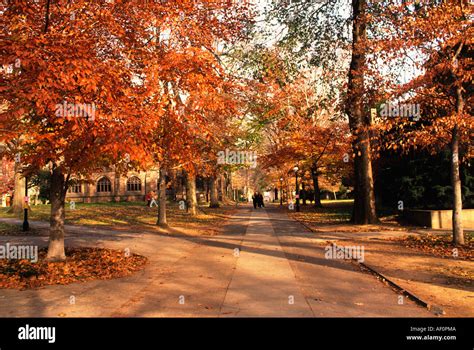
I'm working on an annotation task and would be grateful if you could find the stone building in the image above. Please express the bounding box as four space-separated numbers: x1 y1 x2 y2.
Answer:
64 167 219 204
1 157 231 205
65 168 161 203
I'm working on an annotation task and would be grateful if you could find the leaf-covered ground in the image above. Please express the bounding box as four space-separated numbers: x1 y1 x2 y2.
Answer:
284 201 474 316
332 235 474 316
287 200 410 232
0 222 48 236
0 247 148 290
287 200 353 225
0 202 236 236
395 233 473 261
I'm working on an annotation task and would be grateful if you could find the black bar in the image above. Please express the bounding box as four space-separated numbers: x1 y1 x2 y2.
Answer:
0 318 471 349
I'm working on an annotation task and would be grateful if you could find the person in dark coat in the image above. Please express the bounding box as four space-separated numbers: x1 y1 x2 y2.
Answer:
257 193 264 208
252 192 258 209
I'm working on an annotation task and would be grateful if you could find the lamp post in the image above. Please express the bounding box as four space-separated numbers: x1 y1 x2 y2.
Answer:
293 166 300 212
22 176 29 231
280 177 283 206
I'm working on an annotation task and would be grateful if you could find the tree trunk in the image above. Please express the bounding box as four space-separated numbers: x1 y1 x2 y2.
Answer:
209 176 219 208
227 171 233 200
185 170 198 216
46 166 67 261
113 168 120 202
219 174 226 201
311 164 323 208
8 162 24 214
204 179 209 202
301 182 307 205
451 85 465 245
351 132 378 224
156 167 168 227
347 0 379 224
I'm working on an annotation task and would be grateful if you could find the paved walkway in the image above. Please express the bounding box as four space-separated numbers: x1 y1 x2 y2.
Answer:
220 209 312 316
0 206 431 317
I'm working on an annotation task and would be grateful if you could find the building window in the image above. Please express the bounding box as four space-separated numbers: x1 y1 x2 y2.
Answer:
97 177 112 193
68 180 82 193
127 176 142 192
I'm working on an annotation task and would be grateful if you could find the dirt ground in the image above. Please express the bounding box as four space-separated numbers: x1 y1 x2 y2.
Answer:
334 237 473 317
289 207 474 317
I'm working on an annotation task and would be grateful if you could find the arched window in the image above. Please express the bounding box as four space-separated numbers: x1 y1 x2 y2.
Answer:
68 179 82 194
97 177 112 193
127 176 142 192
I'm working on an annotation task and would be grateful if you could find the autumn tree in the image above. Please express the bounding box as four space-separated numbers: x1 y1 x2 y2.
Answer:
0 0 146 260
370 0 473 245
0 141 24 213
237 46 349 207
262 81 350 207
266 0 379 223
135 0 251 222
0 153 14 197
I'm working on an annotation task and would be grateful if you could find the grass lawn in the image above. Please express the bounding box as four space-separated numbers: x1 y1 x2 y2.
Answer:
0 222 16 234
0 202 236 235
320 199 354 207
287 199 410 226
288 199 354 225
0 221 46 236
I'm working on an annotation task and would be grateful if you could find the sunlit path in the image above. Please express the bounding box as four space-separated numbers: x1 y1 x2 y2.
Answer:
220 208 313 317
